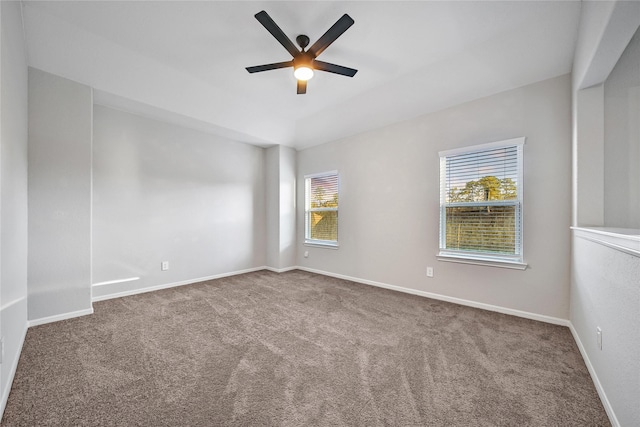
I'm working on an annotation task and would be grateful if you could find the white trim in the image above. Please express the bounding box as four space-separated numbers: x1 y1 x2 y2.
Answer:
295 266 568 326
436 254 528 270
445 200 520 208
92 276 140 287
439 138 526 265
91 266 266 302
438 136 525 157
284 269 618 424
568 322 620 427
28 307 94 327
304 170 340 246
304 241 339 249
89 86 94 303
1 268 615 426
264 266 297 273
303 170 339 180
0 322 27 418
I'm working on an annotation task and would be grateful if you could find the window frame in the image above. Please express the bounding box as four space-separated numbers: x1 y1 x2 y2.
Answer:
437 137 527 270
304 170 339 248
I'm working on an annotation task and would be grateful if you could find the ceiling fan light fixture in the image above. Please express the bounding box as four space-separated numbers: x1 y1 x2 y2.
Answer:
246 11 357 93
294 65 314 81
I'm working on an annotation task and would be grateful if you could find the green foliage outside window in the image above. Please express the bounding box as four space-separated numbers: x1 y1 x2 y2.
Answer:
448 176 517 203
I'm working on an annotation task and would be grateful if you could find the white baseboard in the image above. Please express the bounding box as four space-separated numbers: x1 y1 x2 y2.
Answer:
264 266 297 273
0 267 618 427
28 307 94 328
296 266 570 327
0 296 29 419
568 323 619 427
92 266 267 302
0 322 27 419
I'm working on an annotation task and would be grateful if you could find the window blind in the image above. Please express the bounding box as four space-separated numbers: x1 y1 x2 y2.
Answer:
439 139 524 262
305 172 339 245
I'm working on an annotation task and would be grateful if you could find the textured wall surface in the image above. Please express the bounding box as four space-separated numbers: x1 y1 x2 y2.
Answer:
27 68 93 321
297 74 572 320
92 105 266 298
571 232 639 427
570 2 640 425
0 0 29 415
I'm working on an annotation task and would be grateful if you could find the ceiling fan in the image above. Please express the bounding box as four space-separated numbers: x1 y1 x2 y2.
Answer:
246 10 358 94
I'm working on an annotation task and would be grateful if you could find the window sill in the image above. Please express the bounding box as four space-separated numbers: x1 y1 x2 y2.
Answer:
437 253 527 270
304 241 339 249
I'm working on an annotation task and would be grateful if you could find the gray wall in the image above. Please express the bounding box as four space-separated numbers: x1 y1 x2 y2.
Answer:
92 105 266 299
604 27 639 229
265 146 280 269
265 145 296 271
0 0 29 414
278 146 296 269
570 2 640 426
297 74 572 320
28 68 93 321
571 232 639 426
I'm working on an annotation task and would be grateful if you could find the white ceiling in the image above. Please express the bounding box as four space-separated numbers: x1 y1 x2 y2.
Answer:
21 1 582 149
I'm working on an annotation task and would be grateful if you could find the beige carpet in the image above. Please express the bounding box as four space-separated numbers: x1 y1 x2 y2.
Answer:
2 270 609 426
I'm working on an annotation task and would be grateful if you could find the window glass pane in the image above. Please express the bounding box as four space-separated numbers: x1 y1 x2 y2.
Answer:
305 172 339 244
446 146 519 203
310 175 338 208
310 211 338 241
439 139 523 263
445 205 517 254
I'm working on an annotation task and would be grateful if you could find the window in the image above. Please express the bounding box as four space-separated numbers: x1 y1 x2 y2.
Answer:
305 171 339 247
438 138 526 269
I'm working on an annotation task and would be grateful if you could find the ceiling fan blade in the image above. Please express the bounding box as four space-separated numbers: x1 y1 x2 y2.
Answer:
254 11 300 58
308 14 354 58
297 80 307 95
313 60 358 77
246 61 294 73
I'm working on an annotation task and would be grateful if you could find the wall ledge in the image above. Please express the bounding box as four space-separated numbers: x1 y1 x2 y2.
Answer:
571 227 640 257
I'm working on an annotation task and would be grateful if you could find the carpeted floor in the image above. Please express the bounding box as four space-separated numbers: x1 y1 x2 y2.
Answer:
2 270 609 426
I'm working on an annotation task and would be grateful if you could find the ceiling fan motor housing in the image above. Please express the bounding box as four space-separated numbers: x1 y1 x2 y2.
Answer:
294 52 314 69
296 35 310 50
246 11 357 94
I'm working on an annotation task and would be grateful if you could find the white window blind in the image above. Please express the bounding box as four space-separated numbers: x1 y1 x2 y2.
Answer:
439 138 524 266
305 171 339 246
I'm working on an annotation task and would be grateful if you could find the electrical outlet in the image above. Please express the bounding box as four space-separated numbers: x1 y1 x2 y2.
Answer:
596 327 602 350
161 261 169 271
427 267 434 278
304 251 309 258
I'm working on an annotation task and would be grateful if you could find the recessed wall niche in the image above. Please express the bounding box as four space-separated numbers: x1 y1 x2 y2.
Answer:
603 26 640 229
